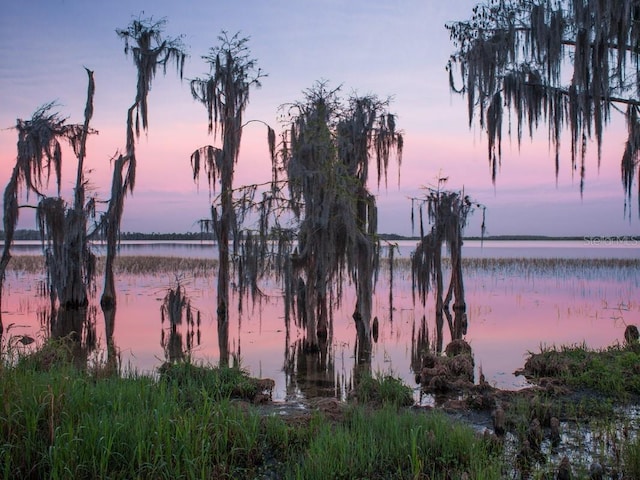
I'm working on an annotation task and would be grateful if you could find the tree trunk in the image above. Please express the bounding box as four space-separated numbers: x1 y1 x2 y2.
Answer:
217 316 229 367
451 236 467 340
60 210 89 309
215 200 230 322
103 303 118 372
434 247 444 353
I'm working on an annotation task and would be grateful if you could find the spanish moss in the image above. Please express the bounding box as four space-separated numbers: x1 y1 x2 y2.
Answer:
447 0 640 216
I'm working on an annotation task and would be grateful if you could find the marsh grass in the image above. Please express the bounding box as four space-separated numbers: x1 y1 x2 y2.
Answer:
624 437 640 479
503 343 640 478
522 342 640 400
502 391 638 478
0 342 503 479
352 372 415 407
10 254 638 284
293 405 503 480
388 255 640 278
6 255 217 276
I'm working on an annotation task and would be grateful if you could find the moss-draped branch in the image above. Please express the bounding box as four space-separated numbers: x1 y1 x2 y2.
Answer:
447 0 640 215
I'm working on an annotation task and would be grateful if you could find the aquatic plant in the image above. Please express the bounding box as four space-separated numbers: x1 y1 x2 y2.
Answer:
160 279 200 363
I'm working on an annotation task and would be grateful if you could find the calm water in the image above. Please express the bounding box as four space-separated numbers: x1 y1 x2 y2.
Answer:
2 239 639 403
10 238 640 259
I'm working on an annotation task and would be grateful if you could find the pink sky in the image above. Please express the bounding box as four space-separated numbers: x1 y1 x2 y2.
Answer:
0 0 637 236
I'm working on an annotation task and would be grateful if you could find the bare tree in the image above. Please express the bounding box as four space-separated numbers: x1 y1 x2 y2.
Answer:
100 17 186 311
411 178 485 352
277 82 403 351
189 32 267 324
447 0 640 215
0 70 98 343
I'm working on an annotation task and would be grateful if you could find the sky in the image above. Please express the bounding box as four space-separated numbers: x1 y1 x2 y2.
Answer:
0 0 637 237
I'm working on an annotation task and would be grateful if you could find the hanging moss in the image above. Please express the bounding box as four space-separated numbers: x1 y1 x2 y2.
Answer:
101 17 186 311
447 0 640 215
410 180 484 352
189 32 265 324
276 82 403 348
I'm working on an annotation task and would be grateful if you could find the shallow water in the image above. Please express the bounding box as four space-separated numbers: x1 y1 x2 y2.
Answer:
1 240 639 404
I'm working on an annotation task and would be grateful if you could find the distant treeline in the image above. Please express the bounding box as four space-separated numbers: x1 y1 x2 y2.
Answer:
0 230 215 241
1 230 637 242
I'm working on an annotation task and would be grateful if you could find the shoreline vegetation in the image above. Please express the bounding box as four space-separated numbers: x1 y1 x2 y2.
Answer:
2 229 639 243
2 334 640 478
5 254 639 276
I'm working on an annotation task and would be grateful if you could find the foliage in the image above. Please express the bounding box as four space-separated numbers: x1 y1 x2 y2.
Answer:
447 0 640 215
0 356 503 479
116 16 186 135
623 436 640 480
351 372 414 407
521 342 640 399
295 405 502 479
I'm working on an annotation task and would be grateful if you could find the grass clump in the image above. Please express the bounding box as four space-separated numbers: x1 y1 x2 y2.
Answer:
520 343 640 400
351 372 415 407
623 436 640 479
158 360 267 401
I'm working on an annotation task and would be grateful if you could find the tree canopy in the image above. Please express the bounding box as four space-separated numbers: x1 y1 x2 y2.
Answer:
447 0 640 216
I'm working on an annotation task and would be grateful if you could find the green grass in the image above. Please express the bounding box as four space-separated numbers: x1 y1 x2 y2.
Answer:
0 343 503 479
522 342 640 400
351 372 415 407
292 406 503 479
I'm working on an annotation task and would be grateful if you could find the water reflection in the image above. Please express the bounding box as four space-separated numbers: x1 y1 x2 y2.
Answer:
1 244 638 402
159 281 202 364
285 335 336 398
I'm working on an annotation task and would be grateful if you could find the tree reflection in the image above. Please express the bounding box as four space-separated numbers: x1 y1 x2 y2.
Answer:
411 315 431 378
160 280 201 364
284 334 336 399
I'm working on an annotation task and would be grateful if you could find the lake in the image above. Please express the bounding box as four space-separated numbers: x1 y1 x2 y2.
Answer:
2 239 639 404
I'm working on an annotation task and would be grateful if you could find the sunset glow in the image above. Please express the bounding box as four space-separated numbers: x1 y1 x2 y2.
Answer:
1 0 637 236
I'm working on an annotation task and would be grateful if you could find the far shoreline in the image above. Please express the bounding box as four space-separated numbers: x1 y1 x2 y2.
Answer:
2 229 639 243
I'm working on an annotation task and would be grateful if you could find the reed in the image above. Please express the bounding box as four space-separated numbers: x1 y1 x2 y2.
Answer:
10 254 637 279
6 255 218 276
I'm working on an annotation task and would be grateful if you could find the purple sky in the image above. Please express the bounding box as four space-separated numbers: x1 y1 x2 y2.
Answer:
0 0 637 236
